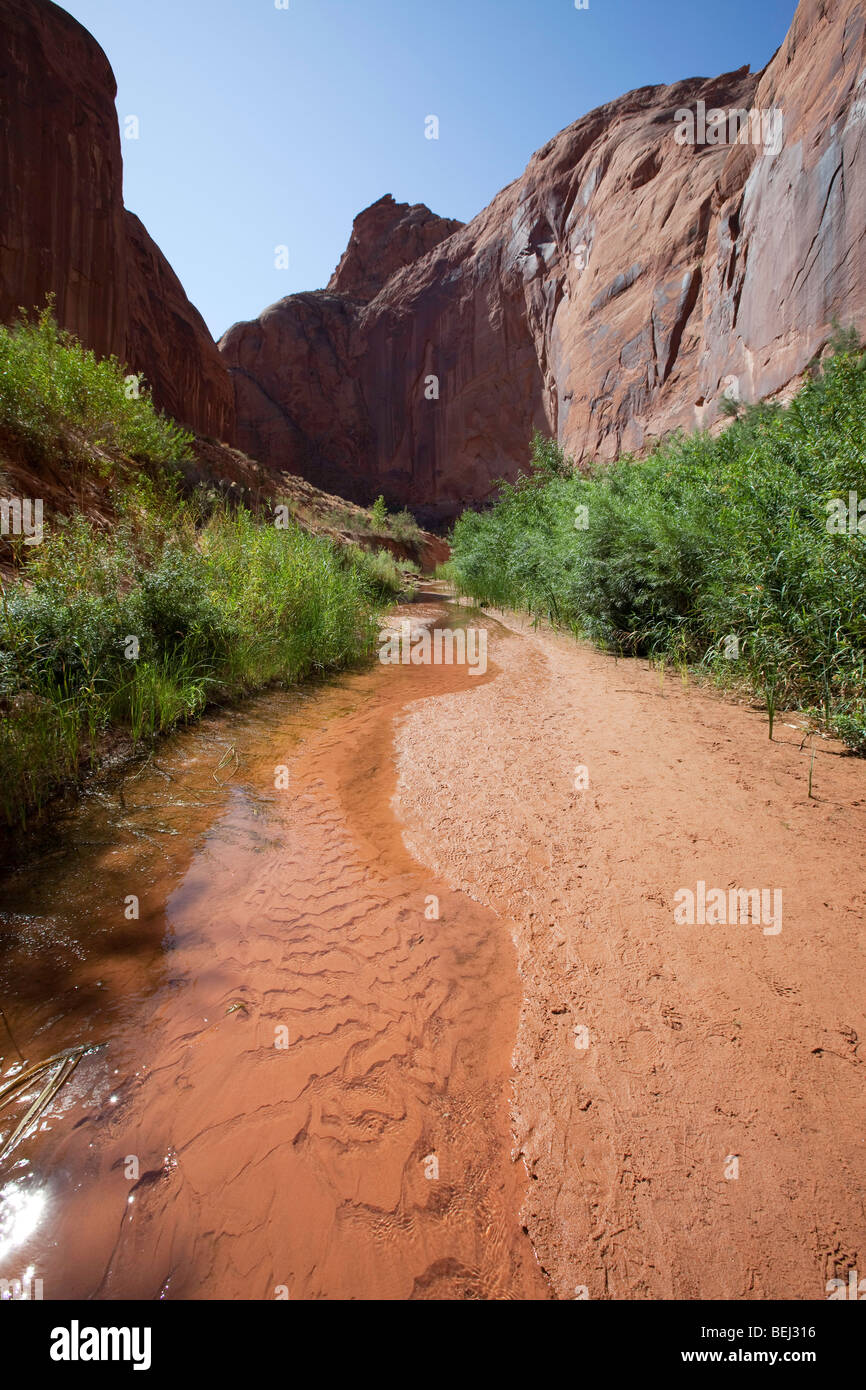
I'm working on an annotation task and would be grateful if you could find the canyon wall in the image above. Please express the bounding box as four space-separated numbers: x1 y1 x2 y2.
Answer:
3 0 862 515
221 0 866 522
0 0 234 442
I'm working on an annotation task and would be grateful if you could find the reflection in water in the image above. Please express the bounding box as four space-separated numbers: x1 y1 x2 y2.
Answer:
0 1176 47 1265
0 598 546 1300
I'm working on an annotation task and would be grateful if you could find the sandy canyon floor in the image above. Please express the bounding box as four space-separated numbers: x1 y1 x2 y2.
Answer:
1 590 864 1299
396 598 866 1299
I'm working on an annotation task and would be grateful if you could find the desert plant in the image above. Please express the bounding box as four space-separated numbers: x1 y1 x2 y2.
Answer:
449 336 866 750
0 301 192 468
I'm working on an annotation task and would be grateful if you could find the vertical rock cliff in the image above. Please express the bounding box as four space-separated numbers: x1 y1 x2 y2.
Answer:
0 0 234 442
221 0 866 521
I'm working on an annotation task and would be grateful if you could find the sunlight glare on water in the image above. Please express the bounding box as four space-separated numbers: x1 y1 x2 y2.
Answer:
0 1176 48 1264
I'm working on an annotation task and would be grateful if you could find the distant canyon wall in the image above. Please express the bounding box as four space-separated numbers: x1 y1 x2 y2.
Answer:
2 0 864 519
221 0 866 522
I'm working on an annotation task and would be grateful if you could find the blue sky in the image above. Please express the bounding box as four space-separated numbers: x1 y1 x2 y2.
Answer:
59 0 797 340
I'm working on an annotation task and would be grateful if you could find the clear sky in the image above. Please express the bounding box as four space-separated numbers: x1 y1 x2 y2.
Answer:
58 0 798 341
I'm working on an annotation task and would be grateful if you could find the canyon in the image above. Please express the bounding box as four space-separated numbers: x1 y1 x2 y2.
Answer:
221 0 866 520
2 0 866 1311
3 0 865 521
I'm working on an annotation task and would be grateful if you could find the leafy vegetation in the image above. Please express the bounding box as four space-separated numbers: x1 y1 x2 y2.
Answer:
333 497 424 546
343 545 419 594
0 488 398 828
449 337 866 751
0 301 192 467
0 312 402 829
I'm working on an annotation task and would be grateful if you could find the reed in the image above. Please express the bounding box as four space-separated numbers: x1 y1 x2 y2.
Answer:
450 332 866 752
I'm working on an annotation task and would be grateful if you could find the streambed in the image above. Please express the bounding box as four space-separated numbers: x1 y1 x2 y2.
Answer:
0 595 545 1300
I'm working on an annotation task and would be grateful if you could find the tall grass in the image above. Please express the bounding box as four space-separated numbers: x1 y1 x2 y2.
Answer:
0 311 401 829
0 301 192 466
0 499 396 827
449 338 866 750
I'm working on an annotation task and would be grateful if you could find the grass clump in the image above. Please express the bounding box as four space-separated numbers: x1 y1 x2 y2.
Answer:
0 495 392 827
449 338 866 750
345 544 417 596
387 508 424 545
333 496 424 547
0 310 403 829
0 302 192 468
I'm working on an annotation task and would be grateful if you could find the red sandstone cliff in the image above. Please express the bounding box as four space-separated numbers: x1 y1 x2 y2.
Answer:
0 0 234 443
221 0 866 522
328 195 464 301
123 212 233 443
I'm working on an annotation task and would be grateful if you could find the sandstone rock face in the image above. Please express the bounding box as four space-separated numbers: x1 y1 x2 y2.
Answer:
701 0 866 411
0 0 127 361
328 195 463 301
123 212 234 442
222 0 866 522
0 0 234 443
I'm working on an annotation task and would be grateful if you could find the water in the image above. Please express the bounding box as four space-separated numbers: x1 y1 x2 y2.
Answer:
0 595 546 1300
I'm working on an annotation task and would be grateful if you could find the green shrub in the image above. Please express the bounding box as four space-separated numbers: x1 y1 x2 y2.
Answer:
0 499 387 827
388 509 424 544
0 312 403 829
345 544 406 598
450 343 866 749
0 302 192 467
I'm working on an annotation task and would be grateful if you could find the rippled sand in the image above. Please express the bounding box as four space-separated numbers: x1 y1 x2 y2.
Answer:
0 597 545 1300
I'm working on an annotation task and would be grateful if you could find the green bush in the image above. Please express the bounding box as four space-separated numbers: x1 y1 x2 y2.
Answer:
450 344 866 750
0 302 192 466
0 499 387 827
387 508 424 544
344 544 408 598
0 311 404 829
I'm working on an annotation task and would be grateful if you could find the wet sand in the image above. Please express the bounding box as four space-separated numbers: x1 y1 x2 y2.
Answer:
4 591 865 1301
0 596 546 1300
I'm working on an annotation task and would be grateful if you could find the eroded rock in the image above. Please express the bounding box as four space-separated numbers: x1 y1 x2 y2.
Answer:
222 0 866 521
